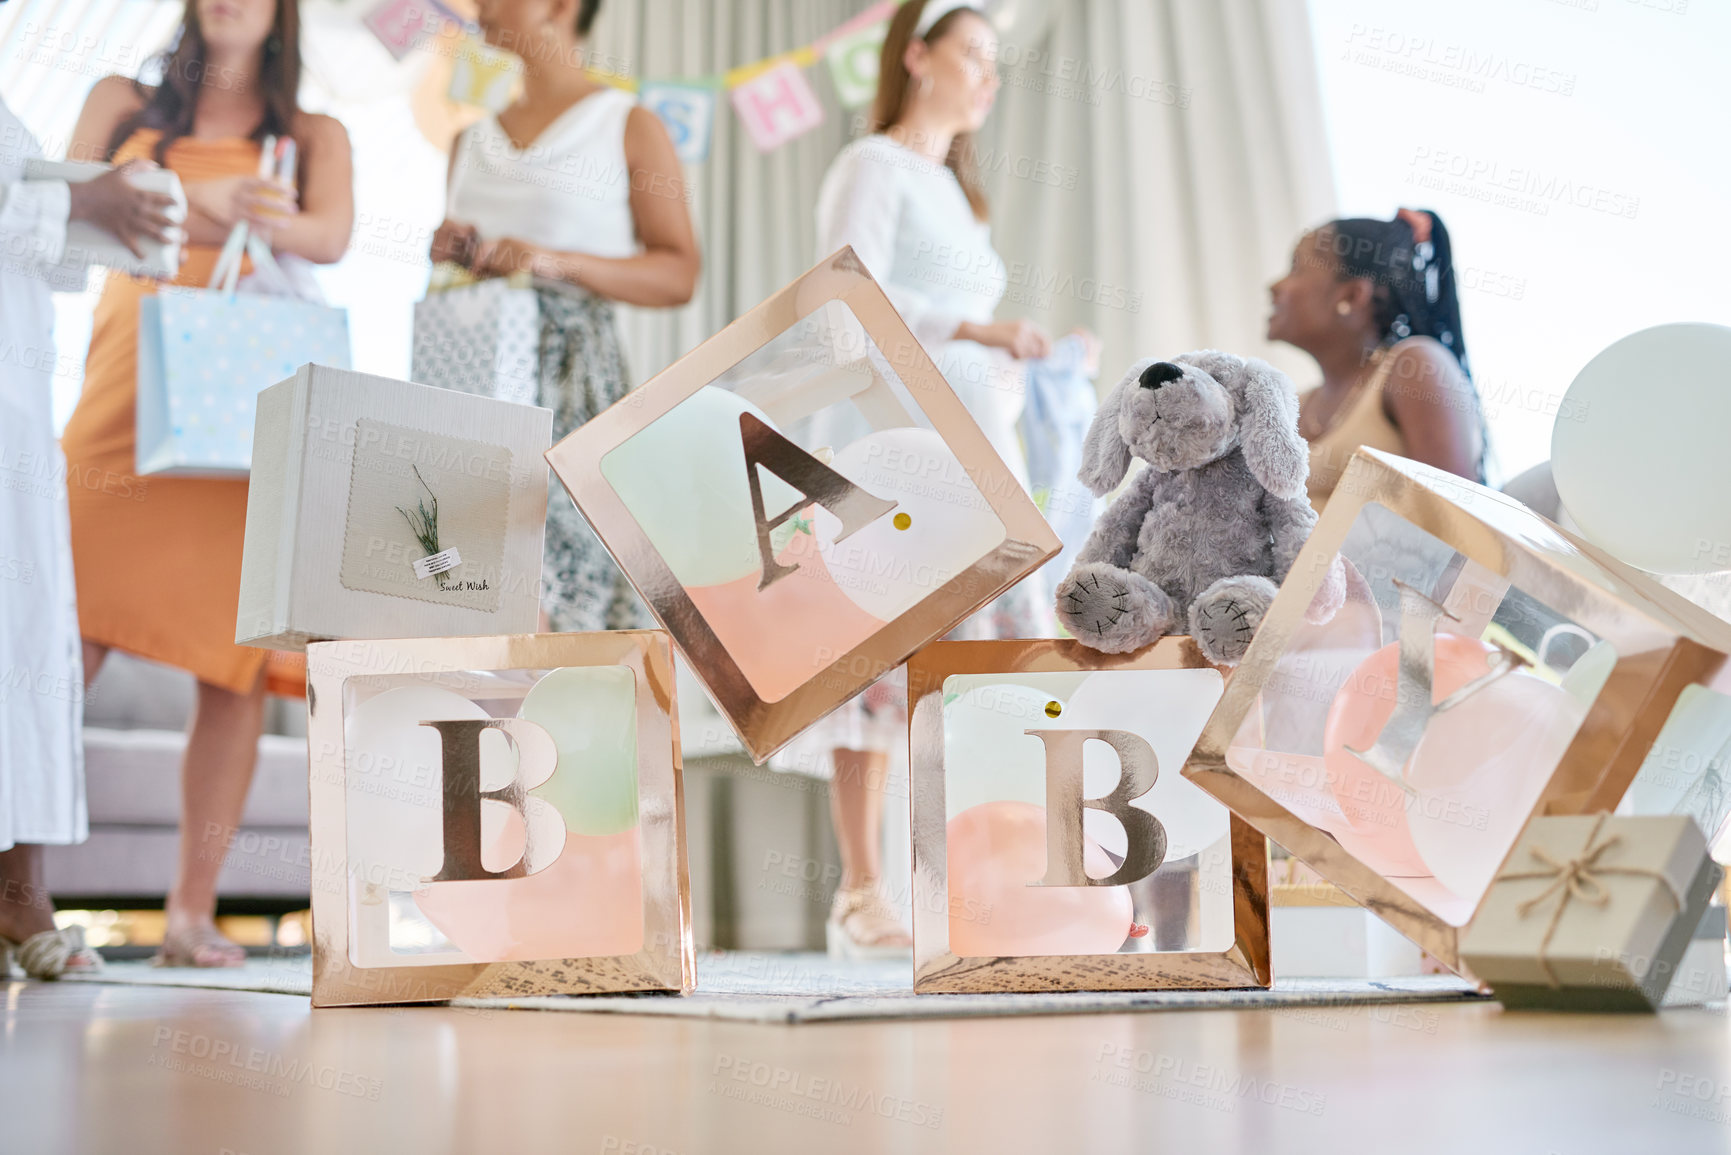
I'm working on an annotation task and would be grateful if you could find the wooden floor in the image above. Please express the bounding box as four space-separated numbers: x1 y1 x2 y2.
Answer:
3 980 1727 1154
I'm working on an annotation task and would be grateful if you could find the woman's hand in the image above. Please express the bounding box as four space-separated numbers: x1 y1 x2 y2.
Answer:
184 174 297 233
430 218 479 267
958 318 1053 360
66 159 179 259
1070 326 1102 376
471 236 552 279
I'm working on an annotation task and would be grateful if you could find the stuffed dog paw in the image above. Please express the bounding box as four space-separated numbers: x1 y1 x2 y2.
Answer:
1054 351 1344 665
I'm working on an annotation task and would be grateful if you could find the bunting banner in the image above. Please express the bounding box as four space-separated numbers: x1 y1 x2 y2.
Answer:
448 35 523 112
730 60 826 152
362 0 441 60
825 19 890 109
369 0 902 159
639 82 718 163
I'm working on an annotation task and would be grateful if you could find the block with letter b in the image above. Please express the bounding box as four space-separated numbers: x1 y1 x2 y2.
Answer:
908 638 1269 993
546 247 1060 763
306 631 691 1007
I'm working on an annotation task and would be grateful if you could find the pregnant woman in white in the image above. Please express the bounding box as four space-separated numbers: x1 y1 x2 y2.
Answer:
796 0 1089 956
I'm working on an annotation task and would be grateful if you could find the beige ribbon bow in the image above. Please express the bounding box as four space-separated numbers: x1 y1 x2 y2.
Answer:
1494 812 1685 989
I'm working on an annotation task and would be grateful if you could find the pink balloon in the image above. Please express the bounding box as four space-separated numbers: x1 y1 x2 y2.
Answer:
413 826 644 962
946 800 1134 957
1321 633 1496 879
683 517 888 701
1403 670 1584 909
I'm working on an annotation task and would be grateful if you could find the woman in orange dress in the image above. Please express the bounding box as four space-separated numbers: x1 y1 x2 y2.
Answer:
62 0 352 965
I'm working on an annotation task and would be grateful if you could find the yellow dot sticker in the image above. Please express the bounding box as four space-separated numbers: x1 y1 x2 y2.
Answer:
892 512 913 531
1044 700 1063 718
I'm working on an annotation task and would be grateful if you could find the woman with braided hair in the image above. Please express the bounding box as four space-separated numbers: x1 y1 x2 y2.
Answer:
1267 207 1487 511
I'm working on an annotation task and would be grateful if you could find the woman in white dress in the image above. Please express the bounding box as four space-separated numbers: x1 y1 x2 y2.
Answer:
799 0 1079 955
429 0 699 632
0 97 176 978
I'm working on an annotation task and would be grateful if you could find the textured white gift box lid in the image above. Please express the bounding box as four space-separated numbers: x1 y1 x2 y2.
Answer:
25 157 186 280
237 363 552 649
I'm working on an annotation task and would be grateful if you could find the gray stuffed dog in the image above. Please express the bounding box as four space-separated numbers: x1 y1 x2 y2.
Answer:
1054 350 1344 665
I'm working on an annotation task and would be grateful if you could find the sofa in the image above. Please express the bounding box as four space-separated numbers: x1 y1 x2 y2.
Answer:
42 651 851 950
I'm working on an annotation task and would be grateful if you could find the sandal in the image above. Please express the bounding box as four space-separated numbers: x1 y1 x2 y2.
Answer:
826 883 912 960
153 923 247 968
0 925 103 980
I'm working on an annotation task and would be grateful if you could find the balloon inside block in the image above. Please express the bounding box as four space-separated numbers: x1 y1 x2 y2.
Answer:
909 638 1268 994
549 247 1061 764
305 631 691 1007
1184 448 1731 987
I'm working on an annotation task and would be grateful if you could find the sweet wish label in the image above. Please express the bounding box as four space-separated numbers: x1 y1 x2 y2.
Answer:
339 419 512 611
415 548 463 580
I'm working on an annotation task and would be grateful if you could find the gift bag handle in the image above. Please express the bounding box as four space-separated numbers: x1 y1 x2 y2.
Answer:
207 134 295 296
1537 622 1598 675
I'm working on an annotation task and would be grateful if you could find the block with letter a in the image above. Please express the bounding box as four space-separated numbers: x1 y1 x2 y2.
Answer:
547 248 1060 763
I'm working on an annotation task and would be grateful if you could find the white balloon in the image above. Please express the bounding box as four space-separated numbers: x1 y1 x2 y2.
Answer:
1050 669 1230 861
599 386 802 588
943 684 1067 820
814 427 1008 620
1552 323 1731 574
344 686 511 886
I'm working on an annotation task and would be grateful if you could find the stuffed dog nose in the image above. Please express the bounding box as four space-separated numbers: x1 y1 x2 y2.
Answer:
1140 361 1185 390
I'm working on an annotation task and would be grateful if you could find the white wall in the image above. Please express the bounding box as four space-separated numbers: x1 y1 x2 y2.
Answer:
1306 0 1728 481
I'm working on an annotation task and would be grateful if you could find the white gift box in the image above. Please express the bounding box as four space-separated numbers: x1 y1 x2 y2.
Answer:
1662 905 1728 1007
237 364 552 649
1270 907 1427 979
25 158 186 280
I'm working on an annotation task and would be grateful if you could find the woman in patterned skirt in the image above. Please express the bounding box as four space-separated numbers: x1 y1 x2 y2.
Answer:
429 0 699 631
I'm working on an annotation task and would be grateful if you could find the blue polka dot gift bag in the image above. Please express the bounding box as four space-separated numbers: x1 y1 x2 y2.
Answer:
136 225 351 477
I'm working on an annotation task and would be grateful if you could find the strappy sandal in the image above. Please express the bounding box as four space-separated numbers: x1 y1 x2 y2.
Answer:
826 883 912 960
153 924 247 968
0 925 103 980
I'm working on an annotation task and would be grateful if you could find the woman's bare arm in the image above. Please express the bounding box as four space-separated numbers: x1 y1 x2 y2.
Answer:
473 106 699 306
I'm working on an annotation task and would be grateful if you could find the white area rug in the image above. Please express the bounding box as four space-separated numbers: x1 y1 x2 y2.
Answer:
58 951 1491 1022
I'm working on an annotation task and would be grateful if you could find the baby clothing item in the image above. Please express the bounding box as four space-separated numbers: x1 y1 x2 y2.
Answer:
1020 333 1099 592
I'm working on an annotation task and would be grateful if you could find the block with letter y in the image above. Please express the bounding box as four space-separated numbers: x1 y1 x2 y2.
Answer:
1181 448 1731 986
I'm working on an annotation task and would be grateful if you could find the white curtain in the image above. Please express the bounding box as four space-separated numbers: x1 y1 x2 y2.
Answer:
981 0 1336 383
590 0 1336 389
585 0 870 381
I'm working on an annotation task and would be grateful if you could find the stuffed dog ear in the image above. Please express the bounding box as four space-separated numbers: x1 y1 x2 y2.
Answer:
1230 357 1309 501
1077 358 1154 496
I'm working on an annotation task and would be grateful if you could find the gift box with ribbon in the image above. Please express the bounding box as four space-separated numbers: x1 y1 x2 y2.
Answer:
1459 814 1722 1011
